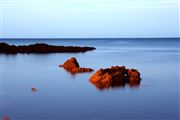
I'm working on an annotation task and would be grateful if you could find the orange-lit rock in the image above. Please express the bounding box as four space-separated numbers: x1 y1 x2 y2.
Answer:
126 69 141 82
89 66 141 90
71 68 94 73
59 57 94 74
31 88 37 92
3 116 10 120
59 57 79 70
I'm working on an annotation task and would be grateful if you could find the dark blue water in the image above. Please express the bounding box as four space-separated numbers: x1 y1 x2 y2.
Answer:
0 38 179 120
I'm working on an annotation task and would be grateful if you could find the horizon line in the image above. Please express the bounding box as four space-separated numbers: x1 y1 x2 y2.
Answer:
0 37 179 40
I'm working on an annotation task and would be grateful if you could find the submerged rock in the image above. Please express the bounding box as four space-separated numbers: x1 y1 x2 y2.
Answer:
31 88 37 92
0 42 96 53
89 66 141 90
3 116 10 120
59 57 94 74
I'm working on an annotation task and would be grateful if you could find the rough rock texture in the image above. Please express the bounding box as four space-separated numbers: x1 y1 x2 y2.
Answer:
89 66 141 90
0 42 96 54
59 57 94 74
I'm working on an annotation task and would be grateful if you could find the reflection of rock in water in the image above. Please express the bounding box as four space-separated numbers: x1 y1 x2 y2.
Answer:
59 57 94 74
89 66 141 90
31 88 37 92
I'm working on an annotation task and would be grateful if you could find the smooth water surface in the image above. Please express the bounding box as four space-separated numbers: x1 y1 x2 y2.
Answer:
0 38 179 120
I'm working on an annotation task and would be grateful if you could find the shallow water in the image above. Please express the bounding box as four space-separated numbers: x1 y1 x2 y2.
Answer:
0 38 179 120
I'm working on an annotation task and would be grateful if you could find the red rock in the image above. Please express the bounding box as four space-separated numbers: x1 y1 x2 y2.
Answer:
126 69 141 82
89 66 141 90
60 57 94 74
71 68 94 73
60 57 79 71
31 88 37 92
3 116 10 120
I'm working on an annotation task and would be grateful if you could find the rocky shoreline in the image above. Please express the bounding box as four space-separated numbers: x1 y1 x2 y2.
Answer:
0 42 96 53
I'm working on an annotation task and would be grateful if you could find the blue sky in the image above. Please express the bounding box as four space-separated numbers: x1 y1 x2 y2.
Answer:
0 0 179 38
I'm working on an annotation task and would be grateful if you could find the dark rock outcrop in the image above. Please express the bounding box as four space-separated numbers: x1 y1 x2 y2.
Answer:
0 42 96 54
59 57 94 74
89 66 141 90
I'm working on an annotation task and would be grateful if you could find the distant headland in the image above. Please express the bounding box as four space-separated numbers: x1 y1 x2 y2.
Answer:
0 42 96 54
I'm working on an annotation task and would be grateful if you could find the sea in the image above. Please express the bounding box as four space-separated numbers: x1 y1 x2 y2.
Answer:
0 38 179 120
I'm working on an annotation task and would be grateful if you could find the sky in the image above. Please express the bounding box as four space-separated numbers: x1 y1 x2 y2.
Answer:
0 0 179 38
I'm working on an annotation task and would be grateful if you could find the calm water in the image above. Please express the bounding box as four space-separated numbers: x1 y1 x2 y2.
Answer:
0 38 179 120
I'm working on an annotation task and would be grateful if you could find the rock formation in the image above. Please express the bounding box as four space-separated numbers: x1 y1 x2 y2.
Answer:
3 116 10 120
31 88 37 92
89 66 141 90
59 57 94 74
0 42 96 54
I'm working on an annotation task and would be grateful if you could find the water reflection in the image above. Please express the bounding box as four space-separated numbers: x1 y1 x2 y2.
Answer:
90 79 141 90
